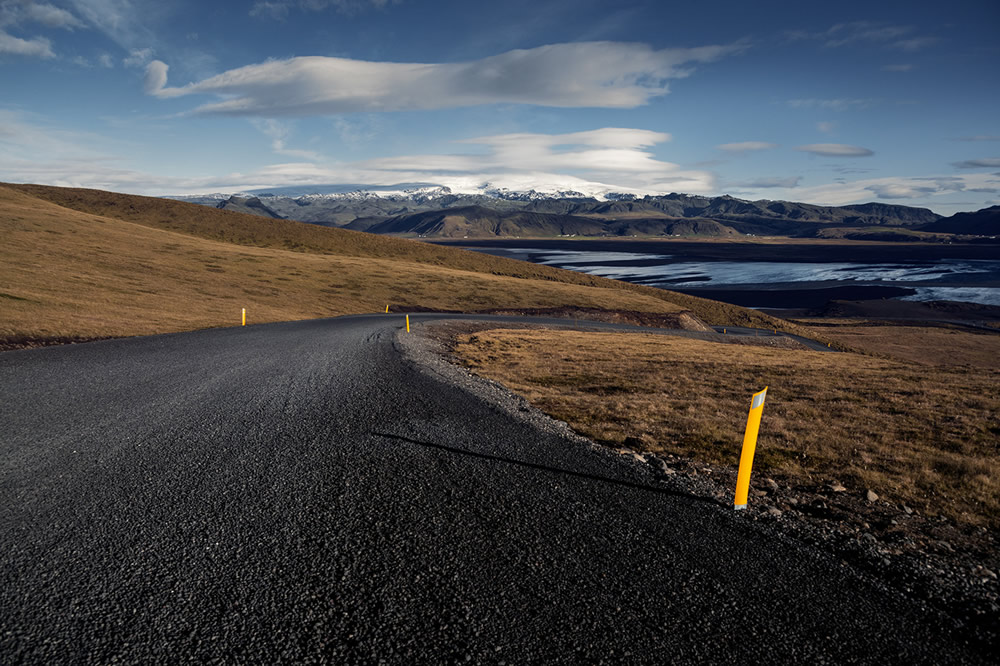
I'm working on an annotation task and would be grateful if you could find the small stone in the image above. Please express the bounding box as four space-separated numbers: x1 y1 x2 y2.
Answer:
830 482 847 493
649 458 675 476
984 568 997 580
866 489 879 503
764 478 779 492
902 505 913 514
766 507 782 517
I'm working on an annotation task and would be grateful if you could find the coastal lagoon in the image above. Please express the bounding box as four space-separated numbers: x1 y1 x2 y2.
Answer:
446 240 1000 309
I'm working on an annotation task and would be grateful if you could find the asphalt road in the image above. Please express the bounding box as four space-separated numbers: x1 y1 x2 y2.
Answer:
0 315 983 663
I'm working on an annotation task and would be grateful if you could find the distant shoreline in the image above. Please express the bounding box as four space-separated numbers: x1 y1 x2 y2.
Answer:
441 238 1000 312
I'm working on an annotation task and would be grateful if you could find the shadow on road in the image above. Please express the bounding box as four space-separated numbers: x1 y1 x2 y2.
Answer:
373 431 723 507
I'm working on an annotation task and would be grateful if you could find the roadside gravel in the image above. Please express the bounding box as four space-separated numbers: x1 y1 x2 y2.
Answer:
400 320 1000 654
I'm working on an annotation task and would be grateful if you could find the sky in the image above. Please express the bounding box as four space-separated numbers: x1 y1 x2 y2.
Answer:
1 0 998 215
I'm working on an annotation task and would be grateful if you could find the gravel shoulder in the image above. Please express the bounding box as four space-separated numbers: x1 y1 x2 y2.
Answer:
398 319 1000 653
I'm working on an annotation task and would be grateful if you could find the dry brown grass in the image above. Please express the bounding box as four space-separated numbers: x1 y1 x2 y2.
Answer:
1 183 807 335
0 186 692 344
798 323 1000 369
454 329 1000 528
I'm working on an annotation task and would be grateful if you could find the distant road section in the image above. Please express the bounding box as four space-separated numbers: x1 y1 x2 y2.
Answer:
0 315 984 663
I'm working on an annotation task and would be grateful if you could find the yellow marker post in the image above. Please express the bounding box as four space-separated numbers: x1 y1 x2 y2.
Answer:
242 308 246 326
405 314 410 333
734 386 768 510
385 305 390 314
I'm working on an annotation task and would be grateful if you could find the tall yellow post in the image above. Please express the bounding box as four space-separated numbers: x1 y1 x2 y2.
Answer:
734 386 768 510
242 308 246 326
405 314 410 333
385 304 390 314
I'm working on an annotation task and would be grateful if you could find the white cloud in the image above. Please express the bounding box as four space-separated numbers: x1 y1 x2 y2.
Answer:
143 59 167 94
953 158 1000 169
796 143 874 157
353 128 714 195
751 173 1000 213
716 141 777 153
954 135 1000 142
0 116 713 198
123 46 152 67
816 121 835 133
0 30 53 57
145 41 747 115
98 52 113 67
865 183 936 199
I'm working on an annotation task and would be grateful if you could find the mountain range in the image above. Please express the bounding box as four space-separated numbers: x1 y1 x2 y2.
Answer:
171 186 997 240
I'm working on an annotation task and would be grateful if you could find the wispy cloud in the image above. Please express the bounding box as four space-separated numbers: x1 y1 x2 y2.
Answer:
816 121 836 133
731 176 801 188
66 0 155 50
18 2 84 28
123 46 152 67
953 135 1000 142
790 21 937 52
953 158 1000 169
716 141 777 153
0 0 82 57
250 118 322 161
796 143 874 157
145 41 747 116
250 0 395 20
787 98 873 111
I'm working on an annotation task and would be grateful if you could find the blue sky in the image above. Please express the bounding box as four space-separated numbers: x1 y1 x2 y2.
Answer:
1 0 998 214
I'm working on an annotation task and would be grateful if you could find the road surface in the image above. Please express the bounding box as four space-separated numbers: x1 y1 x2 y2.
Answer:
0 315 982 663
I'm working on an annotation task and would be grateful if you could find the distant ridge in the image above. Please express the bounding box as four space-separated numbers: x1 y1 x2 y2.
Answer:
919 206 1000 236
215 195 285 219
172 187 944 238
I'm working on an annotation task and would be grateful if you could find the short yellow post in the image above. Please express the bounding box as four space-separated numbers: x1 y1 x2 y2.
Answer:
734 386 768 510
385 304 389 314
723 328 726 334
242 308 246 326
405 314 410 333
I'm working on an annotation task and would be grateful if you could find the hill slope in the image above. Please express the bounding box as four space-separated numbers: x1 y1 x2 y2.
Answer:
920 206 1000 235
347 206 741 238
215 195 285 219
1 183 799 345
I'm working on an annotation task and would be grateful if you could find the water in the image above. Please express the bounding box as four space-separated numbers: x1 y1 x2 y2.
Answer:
460 244 1000 308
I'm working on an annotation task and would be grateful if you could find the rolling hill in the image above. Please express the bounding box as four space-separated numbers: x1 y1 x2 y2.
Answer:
0 183 797 347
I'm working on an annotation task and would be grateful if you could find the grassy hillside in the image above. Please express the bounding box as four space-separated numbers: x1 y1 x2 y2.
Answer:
455 328 999 528
1 183 802 346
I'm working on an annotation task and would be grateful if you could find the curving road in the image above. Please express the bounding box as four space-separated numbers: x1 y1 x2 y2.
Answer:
0 315 983 663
